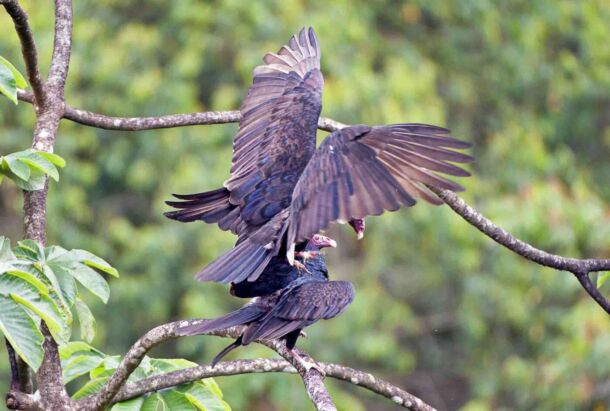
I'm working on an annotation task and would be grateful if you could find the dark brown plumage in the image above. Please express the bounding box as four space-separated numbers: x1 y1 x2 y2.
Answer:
177 246 354 367
165 27 473 284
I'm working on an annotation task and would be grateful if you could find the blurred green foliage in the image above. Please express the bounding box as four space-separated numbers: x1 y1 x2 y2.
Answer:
1 1 609 410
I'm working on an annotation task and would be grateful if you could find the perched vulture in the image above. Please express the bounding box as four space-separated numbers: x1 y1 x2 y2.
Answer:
177 240 354 367
165 27 473 284
230 234 336 298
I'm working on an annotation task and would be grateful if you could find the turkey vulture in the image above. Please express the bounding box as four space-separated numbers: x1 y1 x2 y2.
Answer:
165 27 473 284
177 243 354 367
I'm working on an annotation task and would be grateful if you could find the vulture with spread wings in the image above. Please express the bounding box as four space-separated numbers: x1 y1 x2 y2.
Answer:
165 27 473 284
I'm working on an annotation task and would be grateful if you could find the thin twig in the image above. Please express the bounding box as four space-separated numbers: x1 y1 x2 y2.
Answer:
112 359 435 411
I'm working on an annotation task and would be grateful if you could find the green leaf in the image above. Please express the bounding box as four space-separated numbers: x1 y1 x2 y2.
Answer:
14 240 44 261
142 393 169 411
4 156 30 181
17 151 59 181
5 269 49 295
597 272 610 289
41 264 73 324
149 358 198 373
37 151 66 168
53 264 78 307
59 341 105 360
0 237 16 261
75 298 96 343
111 397 145 411
89 355 121 379
8 168 47 191
69 249 119 278
72 376 109 399
161 390 194 411
69 264 110 303
183 383 231 411
62 352 105 384
0 273 67 343
0 295 44 370
0 56 27 88
0 60 18 104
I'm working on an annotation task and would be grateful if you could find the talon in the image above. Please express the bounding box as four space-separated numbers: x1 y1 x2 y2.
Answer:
293 260 310 274
290 349 325 376
295 251 319 260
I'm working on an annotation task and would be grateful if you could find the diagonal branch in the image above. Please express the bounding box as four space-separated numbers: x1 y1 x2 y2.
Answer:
1 0 45 105
112 359 435 411
426 185 610 314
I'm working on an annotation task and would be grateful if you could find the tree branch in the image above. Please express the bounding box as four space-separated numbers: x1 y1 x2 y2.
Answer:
112 359 435 411
0 0 45 105
17 90 345 132
78 319 434 411
262 340 337 411
426 185 610 314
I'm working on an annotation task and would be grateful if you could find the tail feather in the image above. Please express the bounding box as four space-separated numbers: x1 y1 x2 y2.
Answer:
196 237 274 283
211 337 243 367
164 187 238 225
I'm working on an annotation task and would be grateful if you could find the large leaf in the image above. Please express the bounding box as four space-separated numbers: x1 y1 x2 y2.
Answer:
0 150 64 189
72 376 109 399
111 397 145 411
62 352 105 384
141 393 169 411
0 273 68 343
0 58 19 104
75 297 96 342
182 383 231 411
0 56 27 88
16 151 59 181
0 295 44 370
37 151 66 168
3 155 30 180
69 264 110 303
66 249 119 278
161 390 194 411
0 236 16 261
59 341 105 360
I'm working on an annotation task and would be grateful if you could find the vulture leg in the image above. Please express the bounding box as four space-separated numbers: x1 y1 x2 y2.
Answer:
288 345 326 375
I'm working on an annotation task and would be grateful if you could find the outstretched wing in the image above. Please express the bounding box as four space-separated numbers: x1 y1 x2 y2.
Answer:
242 280 355 344
287 124 473 244
224 27 323 228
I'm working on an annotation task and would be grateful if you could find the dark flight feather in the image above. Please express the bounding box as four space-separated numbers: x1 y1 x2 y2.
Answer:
165 28 473 284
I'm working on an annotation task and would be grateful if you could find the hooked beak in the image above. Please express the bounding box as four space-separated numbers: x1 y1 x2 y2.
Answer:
349 218 365 240
311 234 337 249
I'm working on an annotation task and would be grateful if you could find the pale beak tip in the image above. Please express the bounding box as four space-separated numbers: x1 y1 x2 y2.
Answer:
329 239 337 248
357 232 364 240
